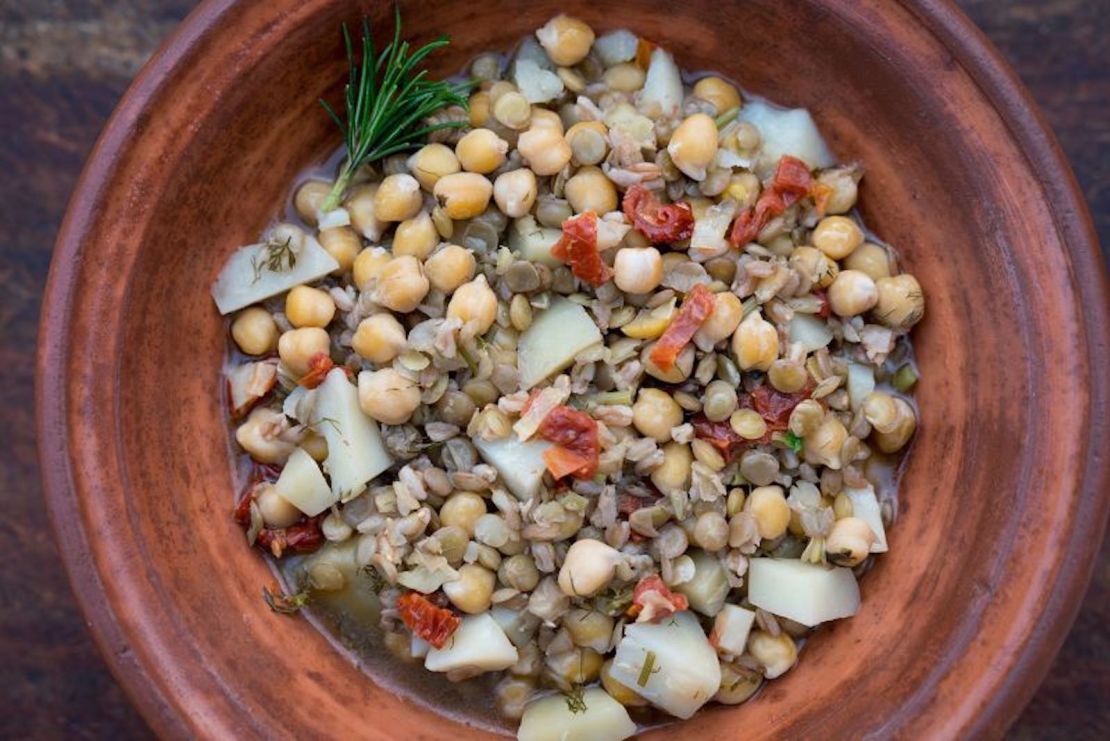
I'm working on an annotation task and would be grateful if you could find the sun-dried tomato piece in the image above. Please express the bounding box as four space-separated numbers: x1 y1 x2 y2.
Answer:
728 155 813 246
551 211 613 286
233 489 255 528
648 283 716 371
298 352 336 389
397 592 462 649
749 383 813 431
627 574 689 623
691 415 751 461
256 515 324 558
622 184 695 244
538 405 600 479
617 494 654 517
812 289 831 319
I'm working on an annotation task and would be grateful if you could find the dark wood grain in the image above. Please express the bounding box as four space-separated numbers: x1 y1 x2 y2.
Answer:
2 0 1106 737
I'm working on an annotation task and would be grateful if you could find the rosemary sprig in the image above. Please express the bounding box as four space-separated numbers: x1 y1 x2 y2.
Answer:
319 8 472 212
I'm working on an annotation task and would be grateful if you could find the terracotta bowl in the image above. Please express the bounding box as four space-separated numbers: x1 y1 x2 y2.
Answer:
37 0 1109 737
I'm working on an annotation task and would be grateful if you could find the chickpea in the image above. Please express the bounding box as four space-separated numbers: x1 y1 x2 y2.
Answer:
790 245 839 289
352 313 407 364
231 307 278 355
446 275 498 335
434 172 494 219
825 517 876 567
732 311 779 371
284 285 335 329
747 630 797 679
547 647 604 685
373 173 423 222
632 387 683 442
651 442 693 494
535 14 595 66
693 511 730 551
386 211 435 261
254 482 302 528
294 180 332 225
874 273 925 330
494 675 534 720
352 246 391 291
601 660 649 707
407 142 461 190
468 90 491 128
440 491 487 535
424 244 477 294
768 358 808 393
491 92 532 131
703 380 739 422
456 128 509 173
667 113 718 181
498 553 540 592
815 168 859 215
730 408 767 440
694 292 743 348
235 407 296 464
278 327 330 376
746 485 790 540
558 539 622 597
565 121 609 166
613 247 663 294
357 368 421 424
529 106 565 133
693 76 741 114
827 269 878 317
318 227 360 274
643 342 695 383
872 396 916 453
372 255 430 313
346 184 387 242
843 242 892 280
603 63 646 93
517 125 572 176
564 610 616 653
444 563 496 614
804 414 849 469
812 215 864 259
493 168 538 218
564 166 618 214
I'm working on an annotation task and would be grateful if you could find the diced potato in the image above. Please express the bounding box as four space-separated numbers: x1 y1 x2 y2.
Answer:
474 433 553 501
517 298 603 390
312 368 393 500
273 447 334 516
517 688 636 741
211 236 339 315
738 99 836 177
411 635 430 659
747 558 860 627
509 215 563 267
788 313 833 353
710 604 756 656
424 612 518 674
608 611 721 719
640 48 683 117
844 485 888 552
281 385 315 424
675 549 730 617
847 362 876 412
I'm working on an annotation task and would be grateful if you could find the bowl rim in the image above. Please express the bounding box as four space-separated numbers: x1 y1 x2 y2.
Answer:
36 0 1110 736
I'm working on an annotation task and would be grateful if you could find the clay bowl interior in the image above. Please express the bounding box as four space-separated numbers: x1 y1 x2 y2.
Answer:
37 0 1109 738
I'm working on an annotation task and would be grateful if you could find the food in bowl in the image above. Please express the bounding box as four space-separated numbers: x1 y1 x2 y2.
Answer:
212 12 924 739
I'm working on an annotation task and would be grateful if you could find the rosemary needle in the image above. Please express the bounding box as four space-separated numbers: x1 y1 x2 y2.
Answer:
319 7 472 212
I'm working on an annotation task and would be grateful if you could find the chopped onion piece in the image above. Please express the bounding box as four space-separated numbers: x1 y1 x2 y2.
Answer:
844 484 888 552
788 313 834 353
594 29 639 66
847 362 876 412
227 359 278 416
513 59 564 103
639 48 683 117
316 206 351 230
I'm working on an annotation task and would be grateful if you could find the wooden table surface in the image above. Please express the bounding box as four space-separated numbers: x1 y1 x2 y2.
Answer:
1 1 1106 737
